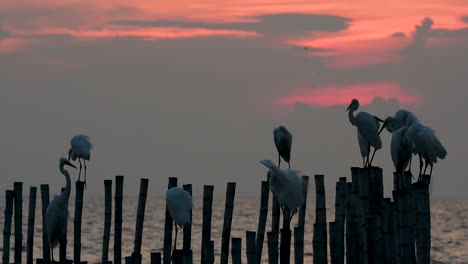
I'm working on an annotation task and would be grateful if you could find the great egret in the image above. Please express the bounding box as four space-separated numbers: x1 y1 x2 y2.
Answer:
380 117 413 189
166 187 192 254
68 134 93 185
259 159 304 226
45 157 77 262
273 126 292 169
346 99 384 167
406 120 447 180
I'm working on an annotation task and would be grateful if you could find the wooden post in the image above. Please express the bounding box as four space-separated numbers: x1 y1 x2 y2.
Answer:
335 177 346 264
293 227 303 264
2 190 14 264
416 174 431 264
329 222 339 264
125 256 134 264
313 174 327 264
267 232 279 264
369 167 384 213
280 207 291 264
183 184 193 264
74 181 85 264
132 178 149 264
367 215 382 264
26 187 37 264
200 185 214 264
345 182 357 264
382 198 397 264
150 252 161 264
102 180 112 263
40 184 50 262
246 231 257 264
255 181 269 264
59 187 68 263
204 241 215 264
13 182 23 264
114 175 125 264
270 172 280 234
397 187 411 264
231 237 242 264
163 177 178 264
171 250 184 264
358 168 369 264
221 182 236 264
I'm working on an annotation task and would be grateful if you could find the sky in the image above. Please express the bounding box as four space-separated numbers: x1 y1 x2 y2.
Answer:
1 1 467 198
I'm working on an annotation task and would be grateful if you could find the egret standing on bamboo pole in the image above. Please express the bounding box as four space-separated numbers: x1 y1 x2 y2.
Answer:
346 98 384 167
259 160 304 226
166 187 192 257
273 126 292 169
45 158 77 262
68 134 93 186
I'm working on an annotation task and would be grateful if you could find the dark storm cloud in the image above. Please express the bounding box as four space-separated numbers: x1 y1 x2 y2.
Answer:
111 13 352 34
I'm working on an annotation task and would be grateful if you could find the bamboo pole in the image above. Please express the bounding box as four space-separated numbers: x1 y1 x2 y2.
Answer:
267 232 279 264
231 237 242 264
246 231 257 264
132 178 149 264
293 227 303 264
345 182 354 264
74 181 85 264
335 177 346 264
280 208 291 264
59 187 67 263
183 184 193 264
102 180 112 263
150 252 161 264
329 222 338 264
221 182 236 264
26 187 37 264
255 181 269 264
369 167 383 213
13 182 23 264
270 172 280 234
125 256 134 264
416 174 431 264
397 187 411 264
313 174 327 264
114 175 125 264
40 184 50 262
204 241 215 264
367 215 381 264
2 190 14 264
171 249 184 264
357 168 369 264
201 185 214 264
351 168 363 263
163 177 177 264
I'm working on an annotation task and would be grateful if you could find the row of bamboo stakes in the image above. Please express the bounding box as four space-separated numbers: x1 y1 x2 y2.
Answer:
1 166 431 264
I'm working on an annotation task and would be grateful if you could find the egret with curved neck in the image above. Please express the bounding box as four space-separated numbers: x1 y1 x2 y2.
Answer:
45 157 77 262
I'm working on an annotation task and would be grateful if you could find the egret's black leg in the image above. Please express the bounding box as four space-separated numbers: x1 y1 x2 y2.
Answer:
423 162 429 176
418 155 423 181
430 164 433 176
83 159 87 189
369 148 377 167
171 223 178 260
78 158 82 182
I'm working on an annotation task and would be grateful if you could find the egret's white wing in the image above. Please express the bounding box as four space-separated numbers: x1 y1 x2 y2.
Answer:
356 112 382 149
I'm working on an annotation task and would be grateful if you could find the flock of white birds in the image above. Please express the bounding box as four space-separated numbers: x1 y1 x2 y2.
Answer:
43 98 447 261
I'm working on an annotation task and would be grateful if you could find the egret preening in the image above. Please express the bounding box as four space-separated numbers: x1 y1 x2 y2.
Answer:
273 126 292 169
166 187 192 255
406 120 447 180
68 134 93 186
380 117 413 189
259 159 304 226
45 157 77 262
346 99 384 167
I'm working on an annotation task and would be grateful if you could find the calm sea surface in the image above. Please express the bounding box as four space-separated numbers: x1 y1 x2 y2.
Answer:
0 195 467 263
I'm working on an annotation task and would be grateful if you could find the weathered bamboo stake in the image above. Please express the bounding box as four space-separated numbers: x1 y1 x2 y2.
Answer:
397 187 411 264
221 182 236 264
280 208 291 264
183 184 193 264
346 221 359 264
313 174 327 264
329 222 339 264
26 187 37 264
335 177 346 264
2 190 14 264
114 175 125 264
345 182 355 264
293 227 303 264
231 237 242 264
200 185 214 264
13 182 23 264
392 191 400 264
171 249 184 264
150 252 162 264
59 187 68 263
204 240 215 264
369 167 384 213
357 168 369 264
132 178 149 264
73 181 85 264
102 180 113 263
163 177 177 264
382 199 393 264
40 184 50 262
270 172 280 234
125 256 134 264
350 167 364 262
267 232 279 264
246 231 257 264
367 215 381 264
416 174 431 264
255 181 269 264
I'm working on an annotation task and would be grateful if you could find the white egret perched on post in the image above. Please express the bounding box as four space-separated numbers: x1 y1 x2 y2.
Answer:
380 117 413 189
166 187 192 255
273 126 292 169
259 159 304 226
346 98 384 167
68 134 93 186
45 157 77 262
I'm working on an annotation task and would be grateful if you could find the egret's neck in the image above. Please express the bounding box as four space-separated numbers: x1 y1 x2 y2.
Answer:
348 108 357 126
60 168 71 199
